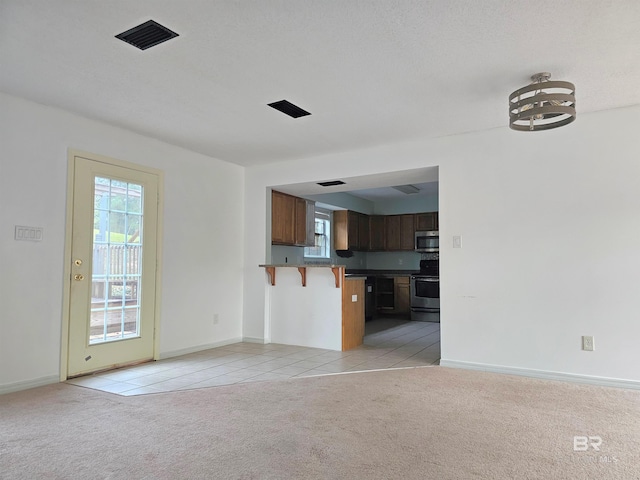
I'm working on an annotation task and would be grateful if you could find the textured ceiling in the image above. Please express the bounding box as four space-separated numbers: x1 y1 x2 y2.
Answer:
1 1 639 167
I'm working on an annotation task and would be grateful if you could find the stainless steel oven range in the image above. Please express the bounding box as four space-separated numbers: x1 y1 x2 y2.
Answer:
410 259 440 322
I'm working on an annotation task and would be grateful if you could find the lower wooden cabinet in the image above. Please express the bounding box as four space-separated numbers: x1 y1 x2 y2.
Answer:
394 277 410 314
342 278 365 350
374 276 410 316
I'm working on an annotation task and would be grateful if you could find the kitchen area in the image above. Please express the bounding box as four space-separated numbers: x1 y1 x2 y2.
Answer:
265 173 440 353
332 210 440 326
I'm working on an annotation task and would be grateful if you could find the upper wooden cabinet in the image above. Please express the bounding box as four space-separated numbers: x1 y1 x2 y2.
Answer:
334 209 438 252
334 210 357 250
358 214 370 251
369 216 386 251
385 214 414 251
294 197 308 246
333 210 349 250
415 212 439 231
399 214 415 250
334 211 370 251
271 190 315 246
385 215 402 251
272 190 296 245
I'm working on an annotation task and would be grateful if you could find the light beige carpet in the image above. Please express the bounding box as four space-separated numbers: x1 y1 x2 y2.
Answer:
2 366 640 479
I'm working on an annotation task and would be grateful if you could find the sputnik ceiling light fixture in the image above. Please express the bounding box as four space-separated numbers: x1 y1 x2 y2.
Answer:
509 72 576 131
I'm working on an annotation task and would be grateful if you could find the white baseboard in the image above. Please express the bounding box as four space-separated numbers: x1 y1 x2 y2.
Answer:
0 375 60 395
158 337 243 359
242 336 266 344
439 359 640 390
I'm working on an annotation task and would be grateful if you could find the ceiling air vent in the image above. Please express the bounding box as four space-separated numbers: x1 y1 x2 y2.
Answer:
317 180 345 187
268 100 311 118
115 20 179 50
392 184 421 194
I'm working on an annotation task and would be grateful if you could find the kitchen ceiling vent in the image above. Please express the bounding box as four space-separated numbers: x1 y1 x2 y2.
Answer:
392 184 421 194
317 180 345 187
268 100 311 118
115 20 179 50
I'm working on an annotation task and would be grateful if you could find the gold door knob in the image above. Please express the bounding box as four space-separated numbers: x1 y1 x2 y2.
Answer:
74 274 85 281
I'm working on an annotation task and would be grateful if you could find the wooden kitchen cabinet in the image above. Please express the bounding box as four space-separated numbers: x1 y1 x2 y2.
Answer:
399 214 415 250
358 213 370 250
334 210 352 250
271 190 315 246
394 277 411 315
373 275 410 316
334 210 370 251
342 278 365 350
383 214 417 251
294 197 307 246
271 190 296 245
415 212 438 231
347 211 359 249
369 215 386 251
333 209 439 252
385 215 401 251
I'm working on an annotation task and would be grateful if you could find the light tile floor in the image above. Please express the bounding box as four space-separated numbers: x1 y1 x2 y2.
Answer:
66 318 440 396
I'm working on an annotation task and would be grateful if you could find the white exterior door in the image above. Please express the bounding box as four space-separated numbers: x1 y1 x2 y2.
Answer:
67 154 160 377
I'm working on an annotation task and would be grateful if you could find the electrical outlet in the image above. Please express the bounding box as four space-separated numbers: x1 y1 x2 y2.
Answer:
398 258 403 265
582 335 594 351
213 313 219 325
351 294 358 302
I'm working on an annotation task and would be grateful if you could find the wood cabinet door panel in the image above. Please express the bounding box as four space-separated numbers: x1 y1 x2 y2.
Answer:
333 210 349 250
358 214 370 251
294 197 307 246
342 279 365 350
400 214 415 250
347 211 359 250
385 216 401 251
271 191 295 244
369 216 386 251
415 212 437 231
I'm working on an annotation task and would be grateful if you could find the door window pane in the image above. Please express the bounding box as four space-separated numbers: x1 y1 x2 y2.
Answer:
90 177 144 344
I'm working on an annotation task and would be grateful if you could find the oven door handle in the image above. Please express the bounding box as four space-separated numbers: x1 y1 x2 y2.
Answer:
413 277 439 283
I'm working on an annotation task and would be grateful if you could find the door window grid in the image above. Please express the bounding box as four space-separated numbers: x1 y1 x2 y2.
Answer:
90 178 144 344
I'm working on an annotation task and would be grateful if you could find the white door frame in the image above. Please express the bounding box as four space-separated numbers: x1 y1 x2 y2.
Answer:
60 150 164 381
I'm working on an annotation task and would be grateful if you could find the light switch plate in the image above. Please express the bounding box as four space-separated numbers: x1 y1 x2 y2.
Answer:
15 225 43 242
453 235 462 248
351 294 358 302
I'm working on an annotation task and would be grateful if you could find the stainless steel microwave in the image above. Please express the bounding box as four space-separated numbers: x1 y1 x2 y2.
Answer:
415 231 439 252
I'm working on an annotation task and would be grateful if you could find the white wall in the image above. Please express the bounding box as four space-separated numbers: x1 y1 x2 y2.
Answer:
304 192 374 214
244 104 640 385
372 193 438 215
0 93 245 392
269 268 342 350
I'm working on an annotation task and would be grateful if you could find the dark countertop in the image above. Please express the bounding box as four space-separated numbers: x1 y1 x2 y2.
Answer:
345 269 419 277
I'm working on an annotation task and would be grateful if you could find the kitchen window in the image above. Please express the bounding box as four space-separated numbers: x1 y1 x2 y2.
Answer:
304 210 331 259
